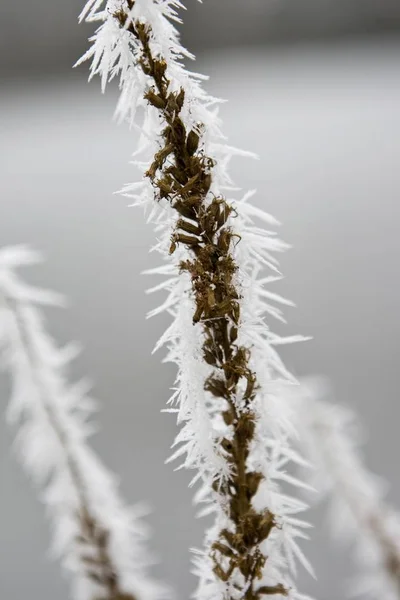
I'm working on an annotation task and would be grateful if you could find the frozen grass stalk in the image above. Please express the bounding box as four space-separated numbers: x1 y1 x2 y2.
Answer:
0 246 164 600
289 379 400 600
77 2 313 599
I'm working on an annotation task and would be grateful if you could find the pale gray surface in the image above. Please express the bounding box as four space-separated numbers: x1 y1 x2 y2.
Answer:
1 38 400 599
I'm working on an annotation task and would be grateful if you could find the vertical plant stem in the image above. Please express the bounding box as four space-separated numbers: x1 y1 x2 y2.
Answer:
6 295 134 600
112 6 287 598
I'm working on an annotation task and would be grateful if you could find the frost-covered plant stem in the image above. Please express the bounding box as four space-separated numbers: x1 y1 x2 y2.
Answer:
110 12 284 598
0 247 163 600
78 2 312 599
8 298 125 599
290 379 400 600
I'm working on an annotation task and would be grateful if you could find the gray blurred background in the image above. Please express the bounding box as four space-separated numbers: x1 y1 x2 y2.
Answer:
1 2 400 600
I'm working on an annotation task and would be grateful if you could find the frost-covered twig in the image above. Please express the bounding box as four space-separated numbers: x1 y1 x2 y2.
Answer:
77 3 313 599
289 378 400 600
0 246 164 600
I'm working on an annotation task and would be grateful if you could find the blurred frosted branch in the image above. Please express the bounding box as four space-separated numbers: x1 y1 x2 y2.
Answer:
0 246 165 600
289 377 400 600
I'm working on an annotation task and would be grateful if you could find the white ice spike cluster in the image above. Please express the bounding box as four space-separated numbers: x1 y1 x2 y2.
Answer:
77 2 313 599
0 245 165 600
288 378 400 600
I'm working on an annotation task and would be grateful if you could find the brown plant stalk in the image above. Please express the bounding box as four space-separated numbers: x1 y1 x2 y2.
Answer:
113 4 287 598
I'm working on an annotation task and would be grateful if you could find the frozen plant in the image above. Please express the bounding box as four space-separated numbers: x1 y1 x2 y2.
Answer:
78 2 313 600
0 245 165 600
288 377 400 600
